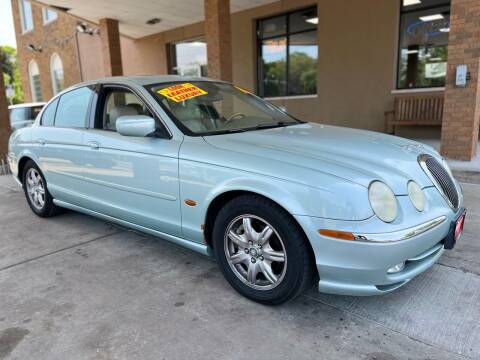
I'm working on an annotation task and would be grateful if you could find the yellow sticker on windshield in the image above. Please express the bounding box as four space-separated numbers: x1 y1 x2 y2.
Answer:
158 83 208 102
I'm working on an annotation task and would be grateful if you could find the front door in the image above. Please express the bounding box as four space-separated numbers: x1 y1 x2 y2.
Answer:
80 86 183 237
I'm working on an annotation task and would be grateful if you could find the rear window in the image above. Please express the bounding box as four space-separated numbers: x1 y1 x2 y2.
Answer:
55 87 93 128
9 108 27 124
10 106 44 124
41 99 59 126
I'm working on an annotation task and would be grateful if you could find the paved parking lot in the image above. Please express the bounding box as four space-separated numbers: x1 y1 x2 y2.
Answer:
0 175 479 360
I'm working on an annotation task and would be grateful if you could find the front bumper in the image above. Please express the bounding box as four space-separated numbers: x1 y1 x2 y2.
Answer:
295 189 464 296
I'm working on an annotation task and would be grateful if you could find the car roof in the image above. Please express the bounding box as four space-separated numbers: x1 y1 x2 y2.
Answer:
67 75 227 90
8 102 46 109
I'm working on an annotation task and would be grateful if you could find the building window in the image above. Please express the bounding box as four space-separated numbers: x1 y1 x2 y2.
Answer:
50 53 64 95
28 60 43 102
167 39 208 77
397 0 450 89
18 0 34 33
257 7 318 98
42 7 57 24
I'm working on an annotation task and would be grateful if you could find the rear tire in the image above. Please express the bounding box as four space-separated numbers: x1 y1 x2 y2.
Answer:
213 195 314 305
22 160 62 218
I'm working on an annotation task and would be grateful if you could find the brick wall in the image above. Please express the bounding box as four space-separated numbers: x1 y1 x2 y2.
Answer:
99 18 123 77
441 0 480 160
204 0 232 81
11 0 82 102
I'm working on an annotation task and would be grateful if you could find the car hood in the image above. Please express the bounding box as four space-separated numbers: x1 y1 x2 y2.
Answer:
203 123 438 195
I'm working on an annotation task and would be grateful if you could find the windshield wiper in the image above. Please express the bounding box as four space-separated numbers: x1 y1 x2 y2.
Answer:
209 128 247 135
204 122 296 136
255 121 294 130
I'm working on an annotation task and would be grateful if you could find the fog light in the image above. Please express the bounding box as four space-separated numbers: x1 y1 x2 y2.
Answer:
387 262 405 274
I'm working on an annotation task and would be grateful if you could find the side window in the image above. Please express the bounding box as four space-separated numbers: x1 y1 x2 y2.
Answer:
41 98 59 126
55 87 93 128
102 89 153 131
9 108 27 124
30 106 43 121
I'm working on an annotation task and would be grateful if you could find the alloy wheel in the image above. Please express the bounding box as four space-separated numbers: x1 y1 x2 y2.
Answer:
26 168 46 210
224 214 287 290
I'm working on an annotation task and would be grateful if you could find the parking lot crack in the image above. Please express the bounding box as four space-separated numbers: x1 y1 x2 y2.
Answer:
302 293 477 360
0 184 20 195
436 262 480 276
0 231 124 273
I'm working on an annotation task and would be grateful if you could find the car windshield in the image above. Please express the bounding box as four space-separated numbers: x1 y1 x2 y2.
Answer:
149 81 300 135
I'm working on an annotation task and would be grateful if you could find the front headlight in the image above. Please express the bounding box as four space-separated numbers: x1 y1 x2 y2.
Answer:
368 181 398 223
407 181 425 212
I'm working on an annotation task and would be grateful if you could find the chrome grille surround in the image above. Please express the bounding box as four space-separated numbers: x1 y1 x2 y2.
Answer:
418 154 459 210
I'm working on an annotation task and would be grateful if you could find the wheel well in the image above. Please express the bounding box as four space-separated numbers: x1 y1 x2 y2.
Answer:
17 156 32 183
203 191 317 274
204 190 249 248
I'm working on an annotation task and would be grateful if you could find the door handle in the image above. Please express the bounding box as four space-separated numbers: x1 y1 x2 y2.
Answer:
87 141 100 150
38 138 46 145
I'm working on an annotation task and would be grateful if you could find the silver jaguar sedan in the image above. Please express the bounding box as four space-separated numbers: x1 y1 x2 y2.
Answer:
8 76 466 304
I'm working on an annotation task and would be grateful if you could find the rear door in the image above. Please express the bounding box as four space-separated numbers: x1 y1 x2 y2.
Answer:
80 84 183 237
34 86 94 205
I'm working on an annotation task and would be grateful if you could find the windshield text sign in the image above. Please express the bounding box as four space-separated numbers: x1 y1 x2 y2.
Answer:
158 83 208 102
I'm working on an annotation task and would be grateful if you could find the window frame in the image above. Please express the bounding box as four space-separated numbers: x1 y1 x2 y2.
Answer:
52 85 95 129
18 0 34 33
256 6 318 98
42 7 58 25
167 37 208 77
396 0 451 90
92 84 172 139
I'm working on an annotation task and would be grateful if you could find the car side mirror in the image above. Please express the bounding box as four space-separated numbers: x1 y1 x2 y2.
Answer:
116 115 156 137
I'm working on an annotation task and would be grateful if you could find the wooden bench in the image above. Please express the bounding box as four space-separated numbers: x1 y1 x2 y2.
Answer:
385 95 444 134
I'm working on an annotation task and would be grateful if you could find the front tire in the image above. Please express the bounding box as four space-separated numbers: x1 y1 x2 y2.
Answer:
22 160 61 218
213 195 314 305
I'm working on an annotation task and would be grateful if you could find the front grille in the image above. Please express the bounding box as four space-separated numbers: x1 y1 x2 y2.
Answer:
418 154 459 209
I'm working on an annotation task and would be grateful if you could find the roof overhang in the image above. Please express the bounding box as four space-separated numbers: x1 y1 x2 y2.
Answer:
38 0 278 39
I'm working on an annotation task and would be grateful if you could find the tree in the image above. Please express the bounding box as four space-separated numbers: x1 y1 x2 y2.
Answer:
0 46 24 104
288 52 317 95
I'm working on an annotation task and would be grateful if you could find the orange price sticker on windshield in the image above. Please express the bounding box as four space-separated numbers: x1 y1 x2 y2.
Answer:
158 83 208 102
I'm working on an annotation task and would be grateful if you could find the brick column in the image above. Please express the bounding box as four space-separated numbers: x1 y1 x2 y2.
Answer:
0 73 11 160
204 0 232 81
99 18 123 77
441 0 480 160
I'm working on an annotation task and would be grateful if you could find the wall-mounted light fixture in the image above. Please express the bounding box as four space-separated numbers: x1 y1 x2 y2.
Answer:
146 18 161 25
76 22 99 35
26 44 42 52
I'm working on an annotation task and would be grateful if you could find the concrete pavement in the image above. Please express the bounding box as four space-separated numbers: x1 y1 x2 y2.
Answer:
0 175 479 360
